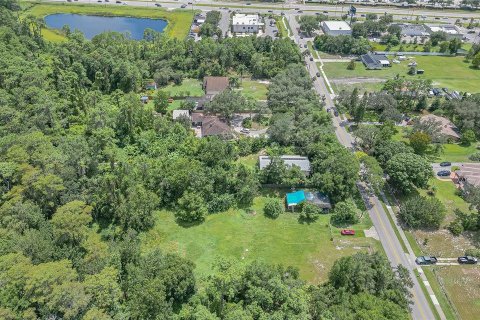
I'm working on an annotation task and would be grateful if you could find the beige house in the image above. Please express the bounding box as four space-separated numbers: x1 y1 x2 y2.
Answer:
420 114 461 141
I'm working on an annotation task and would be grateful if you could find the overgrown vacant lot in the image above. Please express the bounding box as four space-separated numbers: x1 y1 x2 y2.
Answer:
323 56 480 94
141 195 381 284
436 266 480 320
23 2 194 39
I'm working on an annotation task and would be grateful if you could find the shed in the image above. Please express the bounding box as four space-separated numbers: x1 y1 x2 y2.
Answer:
172 109 191 120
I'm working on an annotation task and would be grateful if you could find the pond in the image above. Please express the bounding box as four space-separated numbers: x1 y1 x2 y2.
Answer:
44 14 167 40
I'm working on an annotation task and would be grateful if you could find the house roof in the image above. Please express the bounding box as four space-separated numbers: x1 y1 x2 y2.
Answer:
201 116 234 138
259 155 311 172
361 52 390 69
286 190 306 206
203 77 229 94
455 163 480 186
172 109 190 120
191 112 204 123
420 114 460 139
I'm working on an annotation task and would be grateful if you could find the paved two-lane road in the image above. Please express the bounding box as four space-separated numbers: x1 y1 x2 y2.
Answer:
288 15 439 320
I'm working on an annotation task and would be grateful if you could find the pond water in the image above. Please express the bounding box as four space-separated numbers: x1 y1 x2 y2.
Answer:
44 14 167 40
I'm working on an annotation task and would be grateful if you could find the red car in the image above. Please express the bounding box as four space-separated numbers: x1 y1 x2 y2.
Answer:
341 229 355 236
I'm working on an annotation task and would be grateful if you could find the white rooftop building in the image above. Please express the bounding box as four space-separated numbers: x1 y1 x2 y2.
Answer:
232 14 263 34
425 24 463 39
321 21 352 36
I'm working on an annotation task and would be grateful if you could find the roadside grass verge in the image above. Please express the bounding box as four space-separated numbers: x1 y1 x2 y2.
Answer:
23 2 195 39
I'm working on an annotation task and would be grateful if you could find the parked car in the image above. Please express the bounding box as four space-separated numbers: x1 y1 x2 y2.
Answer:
341 229 355 235
333 109 339 117
268 10 273 13
246 2 251 5
316 72 321 77
240 128 250 134
415 256 438 265
439 162 451 167
437 170 451 177
281 12 285 16
155 3 161 7
310 57 314 61
116 0 121 3
297 10 303 13
458 256 478 264
181 4 187 8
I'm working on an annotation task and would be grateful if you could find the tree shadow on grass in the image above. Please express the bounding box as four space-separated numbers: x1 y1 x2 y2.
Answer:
175 218 204 229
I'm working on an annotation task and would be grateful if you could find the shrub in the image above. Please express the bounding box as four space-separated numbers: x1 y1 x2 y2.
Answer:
399 195 446 229
469 152 480 161
263 198 284 219
299 202 322 222
465 248 480 257
448 220 464 236
331 199 359 226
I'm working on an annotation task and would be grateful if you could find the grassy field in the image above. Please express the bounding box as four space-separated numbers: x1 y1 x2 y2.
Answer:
141 194 381 284
159 79 204 97
323 56 480 93
23 2 194 39
237 79 269 101
436 266 480 320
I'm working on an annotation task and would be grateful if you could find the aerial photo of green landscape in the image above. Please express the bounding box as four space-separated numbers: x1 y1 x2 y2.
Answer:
0 0 479 319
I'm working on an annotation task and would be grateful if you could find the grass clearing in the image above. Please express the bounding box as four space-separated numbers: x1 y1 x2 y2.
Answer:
159 79 204 97
435 266 480 320
141 193 381 284
237 79 269 101
322 56 480 93
24 2 194 39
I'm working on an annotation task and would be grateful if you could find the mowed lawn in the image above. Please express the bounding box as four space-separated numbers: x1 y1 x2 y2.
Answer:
24 2 195 39
141 196 381 284
160 79 204 97
236 79 269 101
323 56 480 93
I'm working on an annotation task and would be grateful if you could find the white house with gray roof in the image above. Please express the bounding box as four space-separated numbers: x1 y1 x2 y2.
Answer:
259 155 311 175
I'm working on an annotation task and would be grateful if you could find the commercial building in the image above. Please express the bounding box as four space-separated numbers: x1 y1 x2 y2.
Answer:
394 23 430 37
360 52 391 69
425 24 463 40
321 21 352 36
232 14 263 34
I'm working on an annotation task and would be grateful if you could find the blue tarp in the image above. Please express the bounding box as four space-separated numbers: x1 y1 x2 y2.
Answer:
286 190 306 206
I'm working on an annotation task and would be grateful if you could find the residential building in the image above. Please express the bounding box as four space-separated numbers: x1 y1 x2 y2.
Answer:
285 190 331 211
420 114 461 141
425 24 463 40
360 52 391 69
203 76 229 96
201 116 235 139
453 163 480 188
232 14 263 34
321 21 352 36
259 155 311 175
145 82 157 90
172 109 191 120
